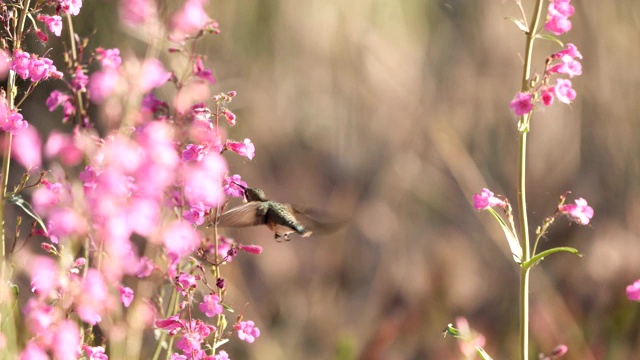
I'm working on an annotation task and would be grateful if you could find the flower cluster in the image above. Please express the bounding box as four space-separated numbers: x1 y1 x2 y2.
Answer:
509 0 582 117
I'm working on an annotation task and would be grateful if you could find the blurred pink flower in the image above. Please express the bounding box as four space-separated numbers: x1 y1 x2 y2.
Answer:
52 320 81 360
626 279 640 301
162 220 201 257
553 78 576 104
171 0 212 39
139 58 172 93
558 197 593 225
29 256 58 298
19 342 49 360
12 125 42 169
119 286 134 307
119 0 156 27
39 15 63 36
44 130 83 166
76 269 109 325
89 68 120 103
472 188 505 210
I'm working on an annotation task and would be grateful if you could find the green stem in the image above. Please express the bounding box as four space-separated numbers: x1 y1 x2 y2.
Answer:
518 1 545 359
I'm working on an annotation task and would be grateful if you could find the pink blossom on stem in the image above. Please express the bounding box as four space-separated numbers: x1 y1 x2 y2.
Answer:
136 256 156 278
558 197 594 225
193 56 215 84
472 188 505 210
95 48 122 69
626 279 640 301
553 78 576 104
20 342 49 360
76 269 110 325
183 152 227 208
182 144 206 162
119 286 134 307
29 256 58 298
234 320 260 343
171 0 213 39
541 88 555 106
57 0 83 16
119 0 157 26
226 138 255 160
72 66 89 91
155 314 185 335
238 244 263 255
0 96 28 134
38 15 63 36
89 68 120 103
83 345 108 360
44 130 83 166
509 92 533 116
182 202 208 226
544 0 574 35
199 293 223 317
46 90 73 111
223 174 246 197
210 350 230 360
553 43 582 60
223 109 236 126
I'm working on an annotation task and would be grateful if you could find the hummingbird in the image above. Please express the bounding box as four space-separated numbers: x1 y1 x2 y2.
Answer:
217 183 341 241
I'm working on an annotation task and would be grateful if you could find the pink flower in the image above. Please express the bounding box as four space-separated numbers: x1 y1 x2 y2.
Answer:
89 68 120 103
558 197 594 225
472 188 506 210
29 256 58 298
626 279 640 301
171 0 212 39
234 320 260 343
211 350 230 360
183 152 227 208
193 56 215 84
52 320 81 360
223 110 236 126
0 96 28 134
46 208 88 242
83 345 108 360
223 175 246 198
20 342 49 360
139 58 172 93
95 48 122 69
120 0 157 26
57 0 83 16
155 314 184 335
553 43 582 60
226 138 255 160
72 66 89 91
553 78 576 104
46 90 73 111
182 202 208 226
544 0 574 35
39 15 63 36
541 88 554 106
199 293 223 317
509 92 533 116
44 130 83 166
0 51 9 80
12 125 41 169
238 244 263 255
136 256 156 278
119 286 134 307
182 144 206 162
162 220 202 257
75 269 109 325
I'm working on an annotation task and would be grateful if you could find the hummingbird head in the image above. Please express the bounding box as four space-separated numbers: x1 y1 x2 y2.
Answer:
233 182 268 202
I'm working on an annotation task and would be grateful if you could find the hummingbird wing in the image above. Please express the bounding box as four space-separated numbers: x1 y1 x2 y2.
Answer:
291 205 348 235
217 202 267 228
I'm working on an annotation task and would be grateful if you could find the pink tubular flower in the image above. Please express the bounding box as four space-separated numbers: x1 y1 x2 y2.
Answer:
509 92 533 116
553 78 576 104
472 188 506 210
95 48 122 69
238 244 263 255
162 220 202 257
46 90 73 112
171 0 213 39
626 279 640 301
234 320 260 343
89 68 120 104
20 342 49 360
72 66 89 91
226 138 255 160
541 88 554 106
199 293 223 317
39 15 63 36
544 0 574 35
211 350 230 360
139 58 172 93
83 345 108 360
193 56 215 84
223 110 236 126
58 0 83 16
120 0 157 26
52 320 81 360
182 144 206 162
119 286 134 307
182 202 208 226
558 197 593 225
223 175 246 198
155 314 184 335
176 272 197 294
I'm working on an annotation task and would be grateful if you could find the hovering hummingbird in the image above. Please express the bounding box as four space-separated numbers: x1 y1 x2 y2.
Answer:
217 183 341 241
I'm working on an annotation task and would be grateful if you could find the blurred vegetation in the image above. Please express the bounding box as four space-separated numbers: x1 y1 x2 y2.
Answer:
16 0 640 358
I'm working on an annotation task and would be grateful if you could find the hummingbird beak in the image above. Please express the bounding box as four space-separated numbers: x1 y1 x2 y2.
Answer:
232 182 249 202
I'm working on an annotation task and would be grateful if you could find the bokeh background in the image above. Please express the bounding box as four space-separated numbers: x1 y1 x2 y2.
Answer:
19 0 640 359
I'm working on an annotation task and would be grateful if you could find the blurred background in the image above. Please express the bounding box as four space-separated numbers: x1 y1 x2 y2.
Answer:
22 0 640 359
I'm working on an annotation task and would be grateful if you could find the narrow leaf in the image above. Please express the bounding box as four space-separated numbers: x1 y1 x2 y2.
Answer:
488 208 522 264
505 17 529 33
535 33 564 47
7 193 47 232
476 347 494 360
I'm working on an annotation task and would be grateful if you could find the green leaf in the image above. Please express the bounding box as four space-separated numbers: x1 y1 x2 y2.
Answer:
535 33 564 47
7 193 47 232
523 246 582 270
488 208 522 264
505 17 529 33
